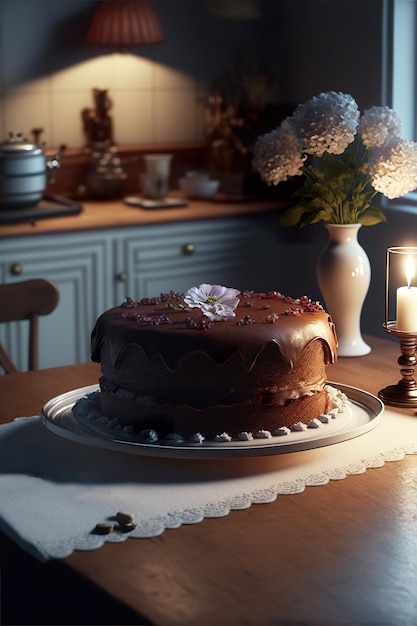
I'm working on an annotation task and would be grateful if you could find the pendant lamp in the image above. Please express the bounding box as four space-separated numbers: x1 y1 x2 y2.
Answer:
85 0 165 46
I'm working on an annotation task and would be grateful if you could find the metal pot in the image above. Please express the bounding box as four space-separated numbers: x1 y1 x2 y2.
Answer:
0 132 61 208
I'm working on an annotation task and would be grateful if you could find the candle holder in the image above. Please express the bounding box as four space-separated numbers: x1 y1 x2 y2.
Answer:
379 246 417 408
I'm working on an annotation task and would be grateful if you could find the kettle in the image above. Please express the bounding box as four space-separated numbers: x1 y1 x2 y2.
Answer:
0 132 61 208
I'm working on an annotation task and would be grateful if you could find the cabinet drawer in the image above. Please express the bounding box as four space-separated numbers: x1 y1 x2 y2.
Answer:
114 217 273 299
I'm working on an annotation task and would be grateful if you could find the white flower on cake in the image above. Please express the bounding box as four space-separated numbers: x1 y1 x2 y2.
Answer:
184 283 240 321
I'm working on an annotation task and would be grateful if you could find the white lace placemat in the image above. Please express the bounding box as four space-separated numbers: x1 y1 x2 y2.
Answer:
1 409 417 562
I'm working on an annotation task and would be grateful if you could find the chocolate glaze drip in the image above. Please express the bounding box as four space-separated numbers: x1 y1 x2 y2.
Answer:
90 294 338 372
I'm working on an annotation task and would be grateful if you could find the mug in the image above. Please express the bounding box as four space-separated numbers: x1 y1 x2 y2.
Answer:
140 173 169 199
143 153 172 178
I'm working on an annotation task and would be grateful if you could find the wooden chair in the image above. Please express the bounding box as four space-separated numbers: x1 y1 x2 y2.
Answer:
0 279 60 374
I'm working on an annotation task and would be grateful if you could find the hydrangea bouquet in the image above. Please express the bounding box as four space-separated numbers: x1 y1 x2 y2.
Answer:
252 91 417 227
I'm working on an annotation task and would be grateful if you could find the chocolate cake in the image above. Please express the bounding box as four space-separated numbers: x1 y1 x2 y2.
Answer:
89 284 338 440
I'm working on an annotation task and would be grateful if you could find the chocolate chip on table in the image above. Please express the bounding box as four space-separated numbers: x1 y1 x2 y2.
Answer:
92 522 114 535
118 522 137 533
92 513 136 535
116 511 135 525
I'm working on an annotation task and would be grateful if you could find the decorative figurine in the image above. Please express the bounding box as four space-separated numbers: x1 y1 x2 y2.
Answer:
81 88 114 149
81 88 126 198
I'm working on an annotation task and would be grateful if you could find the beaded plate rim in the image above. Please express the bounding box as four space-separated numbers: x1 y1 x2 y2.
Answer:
40 382 384 459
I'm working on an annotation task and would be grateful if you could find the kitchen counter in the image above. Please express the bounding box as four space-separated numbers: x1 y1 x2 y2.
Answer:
0 195 283 238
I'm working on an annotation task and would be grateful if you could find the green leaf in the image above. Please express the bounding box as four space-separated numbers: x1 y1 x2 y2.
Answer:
279 146 387 228
280 204 308 227
299 208 329 227
358 206 387 226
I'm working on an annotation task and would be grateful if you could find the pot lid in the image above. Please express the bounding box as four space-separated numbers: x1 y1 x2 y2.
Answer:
0 132 43 156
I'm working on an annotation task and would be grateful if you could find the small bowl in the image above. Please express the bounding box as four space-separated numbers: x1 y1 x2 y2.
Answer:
179 177 220 199
184 170 209 180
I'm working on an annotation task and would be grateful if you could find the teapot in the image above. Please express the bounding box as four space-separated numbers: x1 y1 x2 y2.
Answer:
0 132 61 207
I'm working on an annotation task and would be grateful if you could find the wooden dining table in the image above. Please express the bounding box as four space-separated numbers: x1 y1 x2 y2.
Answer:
1 334 417 626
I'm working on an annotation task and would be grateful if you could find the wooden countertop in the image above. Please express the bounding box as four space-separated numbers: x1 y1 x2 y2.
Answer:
2 335 417 625
0 195 283 238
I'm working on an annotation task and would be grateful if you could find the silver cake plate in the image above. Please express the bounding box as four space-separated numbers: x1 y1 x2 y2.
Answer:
40 382 384 459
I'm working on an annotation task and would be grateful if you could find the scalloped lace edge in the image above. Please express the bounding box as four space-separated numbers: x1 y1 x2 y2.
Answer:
33 441 417 561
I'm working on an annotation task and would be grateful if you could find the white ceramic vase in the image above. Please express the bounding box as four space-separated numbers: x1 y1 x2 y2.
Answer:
317 223 371 357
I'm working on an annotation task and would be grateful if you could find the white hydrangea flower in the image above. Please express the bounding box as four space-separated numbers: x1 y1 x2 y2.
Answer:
369 138 417 199
358 105 402 148
184 283 241 321
251 90 413 227
252 120 305 185
290 91 359 156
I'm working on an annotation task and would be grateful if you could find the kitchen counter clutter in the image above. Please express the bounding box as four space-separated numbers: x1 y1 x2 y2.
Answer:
0 196 284 371
0 195 283 237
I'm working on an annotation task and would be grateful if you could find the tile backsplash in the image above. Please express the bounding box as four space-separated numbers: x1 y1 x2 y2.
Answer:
0 1 215 149
2 54 206 149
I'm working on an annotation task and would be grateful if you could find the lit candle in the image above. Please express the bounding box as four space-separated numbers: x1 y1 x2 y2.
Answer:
396 256 417 331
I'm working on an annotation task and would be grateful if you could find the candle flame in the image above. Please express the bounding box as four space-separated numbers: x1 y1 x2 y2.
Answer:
406 255 415 288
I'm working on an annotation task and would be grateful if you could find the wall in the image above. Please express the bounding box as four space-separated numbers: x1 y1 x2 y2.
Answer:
273 0 384 109
0 0 384 149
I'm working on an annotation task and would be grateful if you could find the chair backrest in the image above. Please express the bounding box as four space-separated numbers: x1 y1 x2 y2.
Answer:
0 279 60 373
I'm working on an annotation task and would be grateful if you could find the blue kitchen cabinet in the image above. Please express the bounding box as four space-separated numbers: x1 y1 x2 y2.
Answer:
0 231 113 370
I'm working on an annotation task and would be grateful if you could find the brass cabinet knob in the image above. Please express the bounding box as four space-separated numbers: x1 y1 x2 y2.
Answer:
115 272 128 282
182 243 195 255
10 263 23 276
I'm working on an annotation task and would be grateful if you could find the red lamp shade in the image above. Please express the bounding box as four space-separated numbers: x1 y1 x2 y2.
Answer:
84 0 165 46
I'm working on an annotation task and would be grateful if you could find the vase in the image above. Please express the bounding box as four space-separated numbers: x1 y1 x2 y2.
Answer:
317 223 371 357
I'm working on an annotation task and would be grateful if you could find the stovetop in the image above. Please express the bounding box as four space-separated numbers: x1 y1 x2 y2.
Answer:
0 195 83 224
